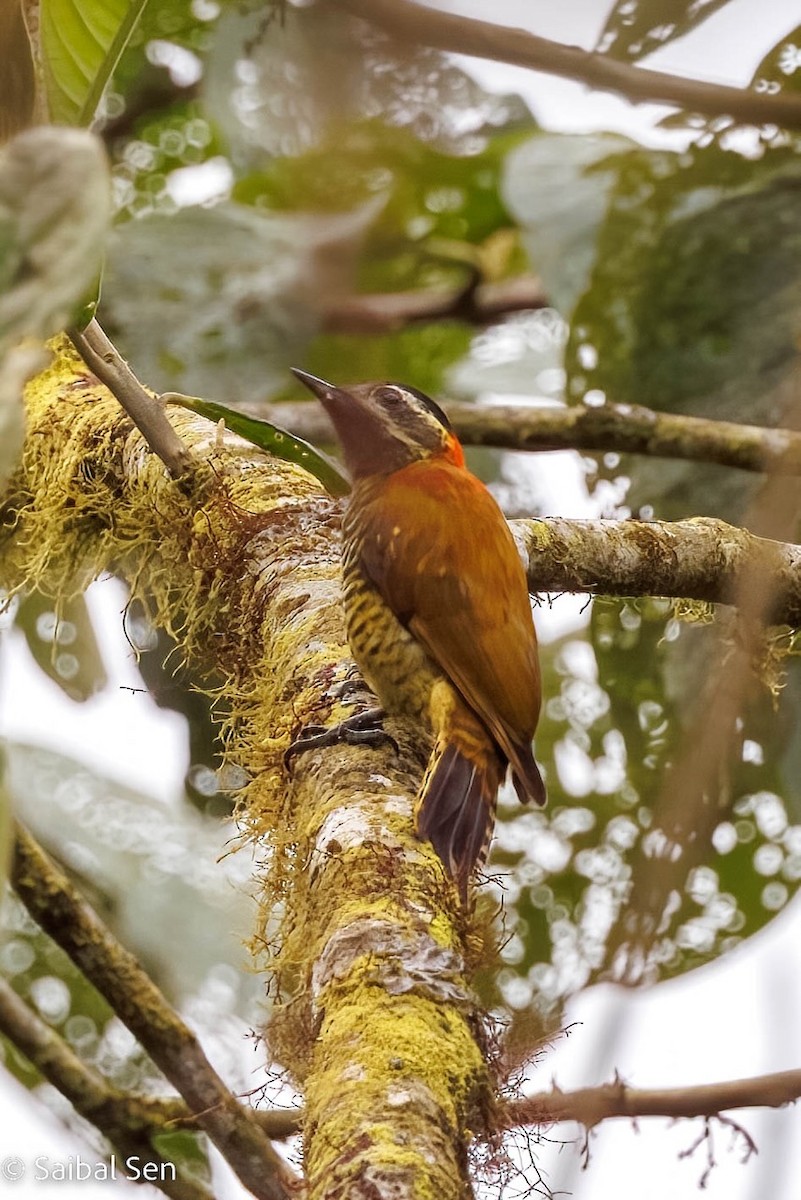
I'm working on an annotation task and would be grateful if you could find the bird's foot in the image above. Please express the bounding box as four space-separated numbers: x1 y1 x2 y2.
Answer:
285 707 397 769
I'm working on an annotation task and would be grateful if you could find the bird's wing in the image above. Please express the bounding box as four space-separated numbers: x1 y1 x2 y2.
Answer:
357 460 543 798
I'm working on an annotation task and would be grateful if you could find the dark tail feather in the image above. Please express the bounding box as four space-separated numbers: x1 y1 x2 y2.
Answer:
416 744 500 902
511 745 547 807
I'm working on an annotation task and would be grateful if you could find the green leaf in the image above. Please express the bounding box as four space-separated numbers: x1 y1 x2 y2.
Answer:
15 591 108 703
596 0 733 62
502 131 634 315
37 0 150 126
560 140 801 521
166 392 350 498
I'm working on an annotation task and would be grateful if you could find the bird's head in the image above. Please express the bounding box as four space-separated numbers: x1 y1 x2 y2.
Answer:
291 369 464 479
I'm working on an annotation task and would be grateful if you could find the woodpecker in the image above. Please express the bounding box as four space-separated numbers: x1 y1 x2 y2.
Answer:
292 369 545 899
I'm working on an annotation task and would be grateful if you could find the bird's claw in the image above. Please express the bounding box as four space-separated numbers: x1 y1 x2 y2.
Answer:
284 707 398 770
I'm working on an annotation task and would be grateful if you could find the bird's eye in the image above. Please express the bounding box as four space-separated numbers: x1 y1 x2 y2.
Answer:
374 385 403 406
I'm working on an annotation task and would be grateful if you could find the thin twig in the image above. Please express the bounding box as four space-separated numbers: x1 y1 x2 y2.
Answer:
69 320 192 480
10 824 295 1200
333 0 801 130
319 275 547 333
0 979 211 1200
502 1067 801 1129
270 396 801 476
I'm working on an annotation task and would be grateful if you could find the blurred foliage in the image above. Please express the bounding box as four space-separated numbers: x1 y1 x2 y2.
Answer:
595 0 732 61
234 120 531 293
487 604 801 1027
4 743 257 1004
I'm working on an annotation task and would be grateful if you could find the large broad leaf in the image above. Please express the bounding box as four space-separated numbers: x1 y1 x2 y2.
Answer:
0 126 111 490
562 141 801 522
596 0 733 62
30 0 150 126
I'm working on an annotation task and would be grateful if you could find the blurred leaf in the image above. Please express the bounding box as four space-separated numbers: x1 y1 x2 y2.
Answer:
0 127 111 344
15 592 108 703
0 126 111 489
167 393 350 497
236 120 531 295
152 1130 210 1190
4 741 259 1007
560 140 801 521
749 23 801 95
102 200 378 402
502 132 634 315
0 1 36 141
34 0 149 126
596 0 732 62
206 3 531 166
306 322 473 404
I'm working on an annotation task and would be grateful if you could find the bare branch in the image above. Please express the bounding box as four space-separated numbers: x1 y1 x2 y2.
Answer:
318 275 547 333
502 1067 801 1129
332 0 801 130
69 321 192 480
515 515 801 626
0 980 211 1200
11 824 295 1200
269 396 801 477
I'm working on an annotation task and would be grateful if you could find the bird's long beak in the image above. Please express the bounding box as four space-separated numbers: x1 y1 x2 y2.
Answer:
291 367 372 442
290 368 341 405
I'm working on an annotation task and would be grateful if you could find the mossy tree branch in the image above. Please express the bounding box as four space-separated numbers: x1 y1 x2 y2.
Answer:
1 340 491 1199
331 0 801 130
266 396 801 478
516 516 801 626
0 978 211 1200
